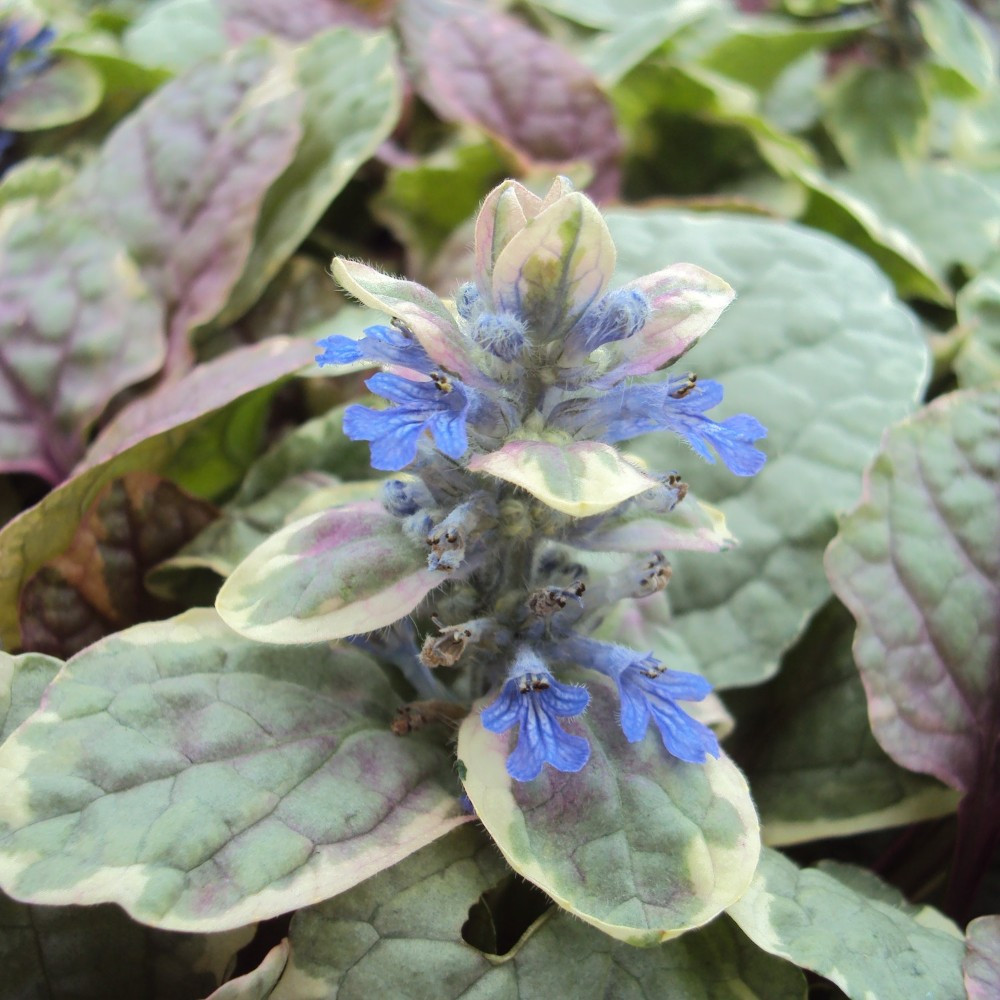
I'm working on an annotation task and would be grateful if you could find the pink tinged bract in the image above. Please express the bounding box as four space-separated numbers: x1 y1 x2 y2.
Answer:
216 501 445 644
599 264 736 378
491 192 616 339
331 258 486 386
575 500 735 554
473 181 535 298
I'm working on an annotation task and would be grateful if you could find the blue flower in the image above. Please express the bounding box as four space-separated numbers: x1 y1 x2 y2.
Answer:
471 311 527 361
563 287 651 357
481 647 590 782
316 324 434 374
343 371 470 471
550 376 767 477
555 636 719 764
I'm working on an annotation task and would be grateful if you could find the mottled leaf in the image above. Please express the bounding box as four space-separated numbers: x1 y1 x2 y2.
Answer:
399 0 622 199
19 472 218 659
217 28 402 324
459 674 759 945
469 440 657 518
823 66 930 167
264 827 804 999
149 478 380 599
75 40 303 368
0 650 60 741
954 262 1000 388
728 848 965 1000
216 502 445 643
0 610 467 930
0 56 102 130
727 601 957 846
0 337 314 651
825 388 1000 793
0 890 254 1000
616 210 928 687
575 498 735 553
965 915 1000 1000
0 207 165 482
0 156 74 209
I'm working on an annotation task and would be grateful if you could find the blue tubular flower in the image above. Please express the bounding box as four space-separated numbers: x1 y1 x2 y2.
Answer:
315 324 434 374
556 637 719 763
481 647 590 782
471 311 527 362
550 377 767 477
343 371 470 471
562 288 651 358
455 282 481 321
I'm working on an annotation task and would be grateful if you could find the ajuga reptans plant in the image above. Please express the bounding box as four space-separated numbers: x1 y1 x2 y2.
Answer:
301 178 766 783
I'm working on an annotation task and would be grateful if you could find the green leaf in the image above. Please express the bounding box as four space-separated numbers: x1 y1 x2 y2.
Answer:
613 210 928 687
0 337 314 651
728 847 965 1000
459 674 760 945
825 388 1000 793
0 610 467 930
0 651 60 741
727 601 958 846
217 28 402 325
19 472 218 659
834 161 1000 279
374 142 506 266
914 0 996 98
469 440 657 517
0 56 103 130
698 14 876 94
0 206 165 482
965 915 1000 1000
264 827 805 999
74 39 304 365
823 66 931 167
0 156 74 209
796 168 951 303
0 889 254 1000
216 502 445 643
954 261 1000 388
123 0 227 73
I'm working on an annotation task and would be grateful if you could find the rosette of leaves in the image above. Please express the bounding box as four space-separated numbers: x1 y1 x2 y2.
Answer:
216 177 766 943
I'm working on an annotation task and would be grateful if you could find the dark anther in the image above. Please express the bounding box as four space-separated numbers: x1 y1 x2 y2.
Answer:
430 371 453 393
391 317 415 338
669 373 697 398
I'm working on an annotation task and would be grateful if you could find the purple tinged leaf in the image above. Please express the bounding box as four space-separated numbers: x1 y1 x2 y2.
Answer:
0 209 165 483
0 337 314 651
331 257 485 385
491 192 616 339
575 499 735 554
826 388 1000 794
965 916 1000 1000
216 501 446 643
599 263 736 378
74 40 304 373
399 1 622 199
218 0 388 41
0 57 103 131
